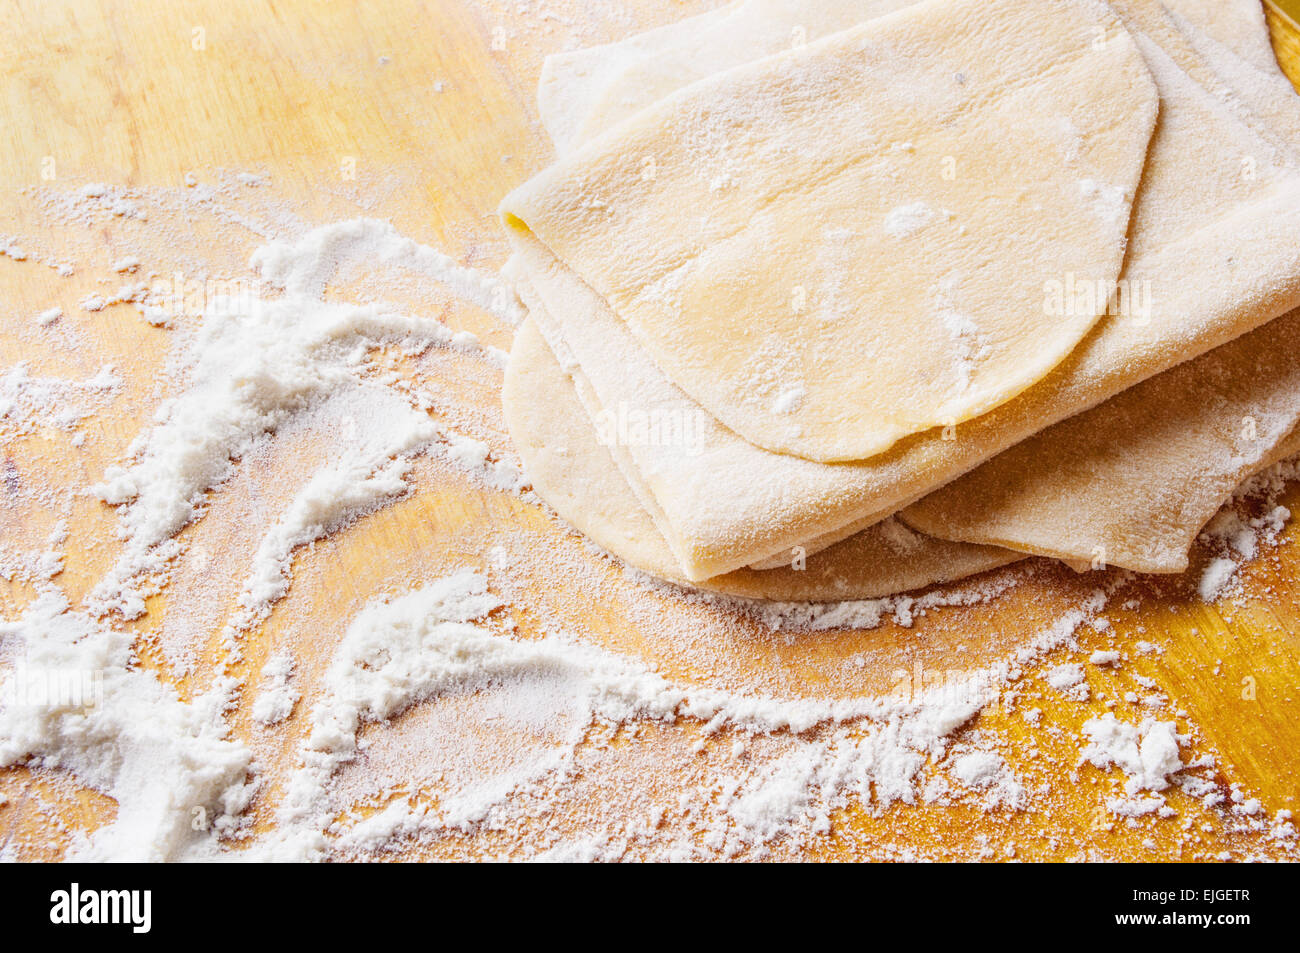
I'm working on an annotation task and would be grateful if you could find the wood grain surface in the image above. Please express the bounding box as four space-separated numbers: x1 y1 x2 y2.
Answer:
1 0 1299 861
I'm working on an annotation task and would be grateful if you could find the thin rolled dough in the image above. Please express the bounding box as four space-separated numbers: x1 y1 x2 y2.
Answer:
503 0 1300 584
504 0 1157 463
505 317 1023 600
544 0 919 150
902 307 1300 573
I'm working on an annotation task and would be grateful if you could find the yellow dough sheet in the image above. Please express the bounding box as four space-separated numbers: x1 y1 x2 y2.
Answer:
502 0 1300 584
507 0 1155 464
903 307 1300 573
505 317 1024 601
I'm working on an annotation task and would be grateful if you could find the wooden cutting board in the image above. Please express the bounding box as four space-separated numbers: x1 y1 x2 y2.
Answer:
1 0 1299 861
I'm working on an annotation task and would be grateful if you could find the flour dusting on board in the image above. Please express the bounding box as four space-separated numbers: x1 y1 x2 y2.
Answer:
0 169 1297 861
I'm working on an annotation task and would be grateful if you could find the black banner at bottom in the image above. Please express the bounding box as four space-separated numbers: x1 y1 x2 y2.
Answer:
0 862 1280 939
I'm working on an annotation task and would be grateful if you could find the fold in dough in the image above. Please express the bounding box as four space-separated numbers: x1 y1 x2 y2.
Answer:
902 307 1300 573
891 1 1300 572
537 0 741 153
541 0 1285 148
533 0 1300 586
505 317 1023 601
506 0 1156 464
1118 0 1300 154
540 0 920 152
1160 0 1278 72
503 0 1300 585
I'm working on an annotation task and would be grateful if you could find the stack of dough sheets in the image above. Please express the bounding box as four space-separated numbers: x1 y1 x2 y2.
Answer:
499 0 1300 601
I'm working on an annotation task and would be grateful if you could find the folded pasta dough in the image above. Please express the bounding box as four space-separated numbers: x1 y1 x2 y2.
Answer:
902 307 1300 573
540 0 919 152
536 1 741 153
891 5 1300 572
502 0 1300 583
540 1 1292 153
1118 0 1300 154
539 0 1300 583
505 317 1023 600
505 0 1157 463
1159 0 1280 73
752 0 1300 573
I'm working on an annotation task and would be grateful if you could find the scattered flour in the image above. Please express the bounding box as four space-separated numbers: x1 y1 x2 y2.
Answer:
252 653 300 727
948 749 1026 809
1047 662 1089 701
883 201 950 239
0 363 122 435
222 385 438 644
1081 714 1185 795
1198 557 1238 601
252 218 523 325
86 220 514 619
1078 178 1129 229
0 589 255 861
1196 501 1293 602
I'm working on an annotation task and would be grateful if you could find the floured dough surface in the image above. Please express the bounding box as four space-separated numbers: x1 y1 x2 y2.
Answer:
502 0 1300 593
506 318 1022 601
903 308 1300 573
547 0 919 148
504 318 681 580
504 0 1158 462
1161 0 1279 73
